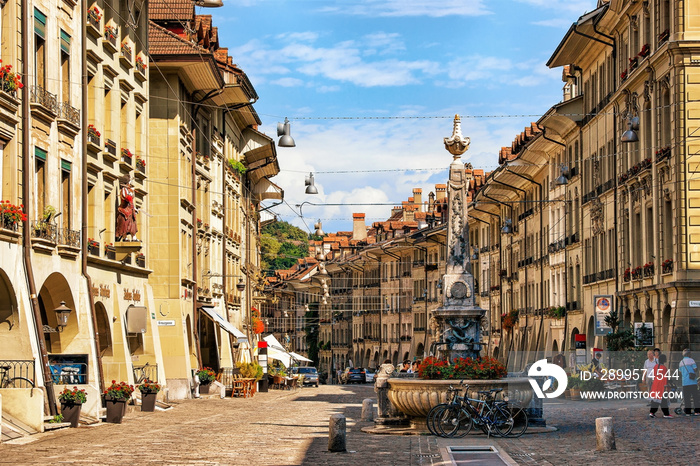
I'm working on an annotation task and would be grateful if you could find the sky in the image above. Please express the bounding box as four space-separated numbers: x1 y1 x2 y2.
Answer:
207 0 599 234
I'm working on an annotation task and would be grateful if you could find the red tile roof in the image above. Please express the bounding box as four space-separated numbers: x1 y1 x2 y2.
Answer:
149 21 212 56
149 0 194 22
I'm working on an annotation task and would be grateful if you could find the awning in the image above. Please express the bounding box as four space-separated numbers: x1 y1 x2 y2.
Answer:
289 352 313 363
254 334 293 367
200 306 248 341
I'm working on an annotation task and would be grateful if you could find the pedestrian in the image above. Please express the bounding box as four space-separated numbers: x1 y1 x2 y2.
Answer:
653 347 661 363
400 360 411 373
590 352 603 378
642 350 656 392
649 354 673 418
411 361 420 373
679 348 700 416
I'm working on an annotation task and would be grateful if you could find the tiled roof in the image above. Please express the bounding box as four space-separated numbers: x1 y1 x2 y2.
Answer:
149 21 212 56
149 0 193 21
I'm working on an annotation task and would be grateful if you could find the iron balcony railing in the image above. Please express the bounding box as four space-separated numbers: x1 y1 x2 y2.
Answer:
133 363 158 384
105 139 117 157
0 360 35 388
59 102 80 126
30 85 59 115
60 227 81 248
31 220 59 243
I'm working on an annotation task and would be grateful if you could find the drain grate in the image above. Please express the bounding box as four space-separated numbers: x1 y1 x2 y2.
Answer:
415 453 441 458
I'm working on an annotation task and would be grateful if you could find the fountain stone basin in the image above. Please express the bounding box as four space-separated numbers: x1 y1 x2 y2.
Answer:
386 377 534 419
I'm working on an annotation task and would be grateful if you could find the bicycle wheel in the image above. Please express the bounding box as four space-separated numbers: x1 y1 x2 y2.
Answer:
426 403 449 436
484 404 511 437
436 406 472 438
503 406 528 438
6 377 35 389
449 408 473 438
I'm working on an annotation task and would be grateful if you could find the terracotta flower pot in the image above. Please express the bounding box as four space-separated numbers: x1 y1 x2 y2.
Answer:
105 398 126 424
141 392 157 412
61 402 82 428
200 383 211 395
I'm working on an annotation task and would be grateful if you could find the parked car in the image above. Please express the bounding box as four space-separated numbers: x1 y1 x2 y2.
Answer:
340 367 366 384
290 367 319 387
364 369 375 384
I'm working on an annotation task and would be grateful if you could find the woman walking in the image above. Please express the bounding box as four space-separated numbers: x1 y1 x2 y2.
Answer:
649 354 673 418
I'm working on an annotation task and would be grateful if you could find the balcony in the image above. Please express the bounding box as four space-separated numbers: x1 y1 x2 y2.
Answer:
135 57 147 82
87 240 100 257
57 227 81 258
136 253 146 268
0 84 20 141
30 85 59 122
30 220 58 253
87 6 101 37
57 102 80 137
120 43 133 68
103 26 119 53
104 139 118 163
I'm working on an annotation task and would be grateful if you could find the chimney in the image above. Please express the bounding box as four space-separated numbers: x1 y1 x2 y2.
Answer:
435 184 447 202
413 188 422 212
352 213 367 241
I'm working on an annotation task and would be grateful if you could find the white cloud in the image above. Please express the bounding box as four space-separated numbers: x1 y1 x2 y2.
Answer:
263 112 528 232
318 0 491 17
271 77 305 87
232 38 439 88
275 31 321 42
316 85 341 93
532 18 573 28
514 0 598 14
444 55 559 88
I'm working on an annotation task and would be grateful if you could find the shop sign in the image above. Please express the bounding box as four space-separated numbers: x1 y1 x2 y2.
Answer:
157 320 175 326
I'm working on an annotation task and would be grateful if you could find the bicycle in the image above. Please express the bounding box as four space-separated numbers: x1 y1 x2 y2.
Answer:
426 382 465 435
133 362 152 384
0 365 35 388
437 387 528 438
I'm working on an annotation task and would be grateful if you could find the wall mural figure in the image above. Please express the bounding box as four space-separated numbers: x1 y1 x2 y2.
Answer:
116 175 138 241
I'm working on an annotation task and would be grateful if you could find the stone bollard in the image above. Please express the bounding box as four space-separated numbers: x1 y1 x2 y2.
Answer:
328 414 347 452
361 398 374 421
595 417 616 451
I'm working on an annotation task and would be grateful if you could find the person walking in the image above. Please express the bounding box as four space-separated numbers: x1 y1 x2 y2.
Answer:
649 354 673 418
679 349 700 416
642 350 656 392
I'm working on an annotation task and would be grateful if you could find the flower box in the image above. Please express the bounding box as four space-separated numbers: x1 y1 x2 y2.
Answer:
658 29 669 45
87 6 102 37
662 259 673 274
103 25 119 53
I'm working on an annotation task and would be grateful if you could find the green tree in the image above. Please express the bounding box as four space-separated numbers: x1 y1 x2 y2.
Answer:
260 221 310 275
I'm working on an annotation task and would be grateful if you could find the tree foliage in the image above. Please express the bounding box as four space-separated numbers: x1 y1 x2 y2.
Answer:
260 221 309 275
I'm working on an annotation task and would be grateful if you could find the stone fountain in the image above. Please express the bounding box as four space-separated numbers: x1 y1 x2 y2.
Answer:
429 114 485 361
366 116 533 432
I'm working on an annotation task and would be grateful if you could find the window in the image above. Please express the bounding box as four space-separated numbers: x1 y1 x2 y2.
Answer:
61 160 71 231
34 9 47 87
60 30 71 104
35 147 47 217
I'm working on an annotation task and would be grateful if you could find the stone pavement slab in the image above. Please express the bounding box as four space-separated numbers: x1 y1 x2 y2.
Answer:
0 385 697 465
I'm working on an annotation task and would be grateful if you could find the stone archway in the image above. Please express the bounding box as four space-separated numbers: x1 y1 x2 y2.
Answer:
661 305 672 350
415 343 425 360
392 351 399 366
373 351 379 368
0 269 28 360
586 316 595 350
37 272 78 353
94 301 112 357
493 346 500 360
552 339 559 355
570 327 580 351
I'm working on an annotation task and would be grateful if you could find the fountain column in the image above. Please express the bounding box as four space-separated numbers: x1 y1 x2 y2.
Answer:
430 115 485 361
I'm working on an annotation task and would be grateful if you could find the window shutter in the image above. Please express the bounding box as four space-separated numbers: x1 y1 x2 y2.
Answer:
35 147 47 161
34 9 47 38
60 30 71 54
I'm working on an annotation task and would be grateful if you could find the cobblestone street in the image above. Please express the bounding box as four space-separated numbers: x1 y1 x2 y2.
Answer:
0 385 698 465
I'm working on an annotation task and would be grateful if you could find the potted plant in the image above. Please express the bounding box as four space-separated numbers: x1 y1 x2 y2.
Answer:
196 367 216 394
137 380 161 412
103 380 134 423
0 60 24 96
1 200 26 231
567 376 581 400
58 386 87 428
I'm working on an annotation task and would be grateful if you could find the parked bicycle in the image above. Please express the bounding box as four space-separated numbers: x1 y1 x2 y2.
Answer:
133 362 152 384
0 365 35 388
428 383 528 438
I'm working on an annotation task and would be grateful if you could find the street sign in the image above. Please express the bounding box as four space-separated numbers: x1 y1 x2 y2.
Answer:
689 301 700 307
594 295 613 336
157 320 175 326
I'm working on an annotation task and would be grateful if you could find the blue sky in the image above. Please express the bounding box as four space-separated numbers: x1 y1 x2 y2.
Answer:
207 0 598 234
